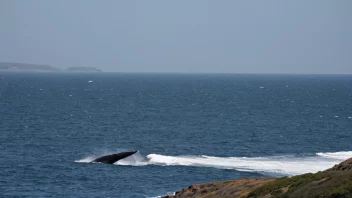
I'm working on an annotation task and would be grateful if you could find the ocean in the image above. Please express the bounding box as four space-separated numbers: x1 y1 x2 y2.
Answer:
0 72 351 197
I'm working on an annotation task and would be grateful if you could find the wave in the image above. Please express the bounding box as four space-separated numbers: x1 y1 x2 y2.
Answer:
76 151 352 176
316 151 352 160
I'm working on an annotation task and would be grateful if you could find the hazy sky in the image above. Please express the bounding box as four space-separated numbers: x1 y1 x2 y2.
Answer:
1 0 351 73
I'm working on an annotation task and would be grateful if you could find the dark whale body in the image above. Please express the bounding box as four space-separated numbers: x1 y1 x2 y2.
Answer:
92 151 138 164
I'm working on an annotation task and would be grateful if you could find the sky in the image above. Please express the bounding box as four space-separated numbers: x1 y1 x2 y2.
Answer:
0 0 351 73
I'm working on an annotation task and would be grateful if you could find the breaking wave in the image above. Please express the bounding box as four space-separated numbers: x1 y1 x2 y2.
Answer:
316 151 352 160
76 151 352 176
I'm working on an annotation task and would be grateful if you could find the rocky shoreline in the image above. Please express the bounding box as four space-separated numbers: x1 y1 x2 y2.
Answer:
163 158 352 198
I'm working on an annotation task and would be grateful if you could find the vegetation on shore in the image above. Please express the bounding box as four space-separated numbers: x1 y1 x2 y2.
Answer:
167 158 352 198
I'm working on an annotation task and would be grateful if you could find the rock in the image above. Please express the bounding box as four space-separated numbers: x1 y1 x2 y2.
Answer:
326 158 352 172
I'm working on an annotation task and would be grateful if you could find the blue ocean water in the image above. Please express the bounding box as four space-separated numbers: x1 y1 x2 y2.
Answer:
0 72 351 197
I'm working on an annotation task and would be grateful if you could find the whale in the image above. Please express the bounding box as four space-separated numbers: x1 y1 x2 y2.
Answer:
92 151 138 164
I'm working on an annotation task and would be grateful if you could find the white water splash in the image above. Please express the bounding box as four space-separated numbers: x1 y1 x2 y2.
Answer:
116 152 149 166
75 156 97 163
75 151 352 176
150 192 175 198
146 155 336 176
316 151 352 160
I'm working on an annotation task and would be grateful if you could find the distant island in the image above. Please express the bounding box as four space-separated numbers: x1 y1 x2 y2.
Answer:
66 67 102 72
0 62 102 72
0 62 61 71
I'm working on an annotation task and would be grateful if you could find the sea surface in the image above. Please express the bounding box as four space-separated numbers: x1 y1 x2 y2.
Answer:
0 72 352 197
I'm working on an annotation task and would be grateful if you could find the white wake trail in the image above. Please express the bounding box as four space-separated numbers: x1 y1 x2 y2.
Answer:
75 150 352 176
146 151 352 176
316 151 352 160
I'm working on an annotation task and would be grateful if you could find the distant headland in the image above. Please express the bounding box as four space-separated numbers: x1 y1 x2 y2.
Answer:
0 62 102 72
66 67 102 72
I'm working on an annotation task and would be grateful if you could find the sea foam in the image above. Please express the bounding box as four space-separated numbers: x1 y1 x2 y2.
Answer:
76 151 352 176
